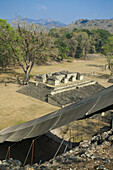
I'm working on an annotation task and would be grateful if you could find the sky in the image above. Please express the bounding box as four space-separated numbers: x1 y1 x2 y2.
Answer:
0 0 113 24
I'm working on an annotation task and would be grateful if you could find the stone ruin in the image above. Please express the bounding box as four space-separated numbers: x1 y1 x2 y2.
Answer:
35 70 84 86
18 69 104 107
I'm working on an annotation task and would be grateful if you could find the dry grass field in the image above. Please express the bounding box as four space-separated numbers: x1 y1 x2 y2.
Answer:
0 55 113 131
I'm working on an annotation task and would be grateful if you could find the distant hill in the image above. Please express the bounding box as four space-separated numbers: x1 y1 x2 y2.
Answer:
7 18 66 28
65 19 113 33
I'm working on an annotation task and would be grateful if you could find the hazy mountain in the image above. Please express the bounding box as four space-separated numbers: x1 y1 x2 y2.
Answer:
65 19 113 33
7 18 113 33
7 18 66 28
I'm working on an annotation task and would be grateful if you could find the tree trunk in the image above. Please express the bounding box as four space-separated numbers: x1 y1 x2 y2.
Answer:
24 69 29 85
107 57 111 70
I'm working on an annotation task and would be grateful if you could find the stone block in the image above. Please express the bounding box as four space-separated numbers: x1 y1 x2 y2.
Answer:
71 72 77 77
52 72 60 76
47 77 60 86
46 73 53 78
66 73 73 79
77 73 84 80
35 77 45 83
35 74 46 83
60 70 69 75
53 75 65 81
69 76 76 82
66 72 77 80
61 78 68 84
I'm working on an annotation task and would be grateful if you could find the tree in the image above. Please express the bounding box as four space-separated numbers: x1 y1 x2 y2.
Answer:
0 19 57 84
75 32 90 59
55 39 69 60
66 38 78 59
102 36 113 73
91 29 111 53
0 42 12 70
0 19 14 70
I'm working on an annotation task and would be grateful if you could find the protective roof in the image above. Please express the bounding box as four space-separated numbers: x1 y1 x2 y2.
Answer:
0 85 113 143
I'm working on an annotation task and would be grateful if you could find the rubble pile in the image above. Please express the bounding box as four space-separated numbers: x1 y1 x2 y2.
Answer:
0 130 113 169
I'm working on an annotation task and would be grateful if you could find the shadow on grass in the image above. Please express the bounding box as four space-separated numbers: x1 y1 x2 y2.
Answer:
95 73 110 79
0 68 24 84
86 64 104 68
86 72 110 80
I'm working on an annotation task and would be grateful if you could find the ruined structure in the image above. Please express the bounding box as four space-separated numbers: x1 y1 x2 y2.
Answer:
35 71 84 86
17 70 105 107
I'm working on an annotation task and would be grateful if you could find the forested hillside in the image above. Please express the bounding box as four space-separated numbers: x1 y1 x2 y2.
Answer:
48 27 113 60
66 19 113 33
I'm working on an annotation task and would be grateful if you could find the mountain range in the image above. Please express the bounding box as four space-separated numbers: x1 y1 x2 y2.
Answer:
7 18 113 33
7 18 66 28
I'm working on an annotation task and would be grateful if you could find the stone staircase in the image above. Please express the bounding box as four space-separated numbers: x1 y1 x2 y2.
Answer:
50 80 96 95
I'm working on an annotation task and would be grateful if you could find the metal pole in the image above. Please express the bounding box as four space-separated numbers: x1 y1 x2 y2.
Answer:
8 147 10 160
70 128 72 150
112 115 113 131
53 138 64 159
31 140 34 166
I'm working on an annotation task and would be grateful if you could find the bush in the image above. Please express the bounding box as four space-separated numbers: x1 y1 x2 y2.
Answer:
67 56 73 62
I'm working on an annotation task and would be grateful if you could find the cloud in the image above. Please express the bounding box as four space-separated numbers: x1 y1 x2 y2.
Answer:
35 4 47 10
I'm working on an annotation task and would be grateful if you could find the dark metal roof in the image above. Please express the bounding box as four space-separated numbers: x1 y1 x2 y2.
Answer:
0 85 113 143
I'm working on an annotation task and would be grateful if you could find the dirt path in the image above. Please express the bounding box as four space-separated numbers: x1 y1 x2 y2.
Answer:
0 57 113 130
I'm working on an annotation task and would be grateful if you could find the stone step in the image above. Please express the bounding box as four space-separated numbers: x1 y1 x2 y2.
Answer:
50 81 96 95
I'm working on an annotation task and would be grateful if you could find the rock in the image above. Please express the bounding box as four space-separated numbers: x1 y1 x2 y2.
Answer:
40 165 47 169
69 150 73 153
80 140 90 148
24 164 33 170
47 77 60 86
55 157 62 163
108 135 113 142
90 155 96 159
0 130 113 170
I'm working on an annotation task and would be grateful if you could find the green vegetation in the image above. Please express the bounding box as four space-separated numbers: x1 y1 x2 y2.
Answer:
0 19 113 83
66 19 113 33
48 27 113 60
102 36 113 74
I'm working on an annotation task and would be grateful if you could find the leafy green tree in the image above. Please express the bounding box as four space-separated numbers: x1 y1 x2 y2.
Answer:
0 42 12 70
0 19 15 70
55 39 69 60
0 19 57 84
102 36 113 72
48 28 60 38
66 32 73 39
91 29 111 53
67 38 78 58
75 32 90 59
